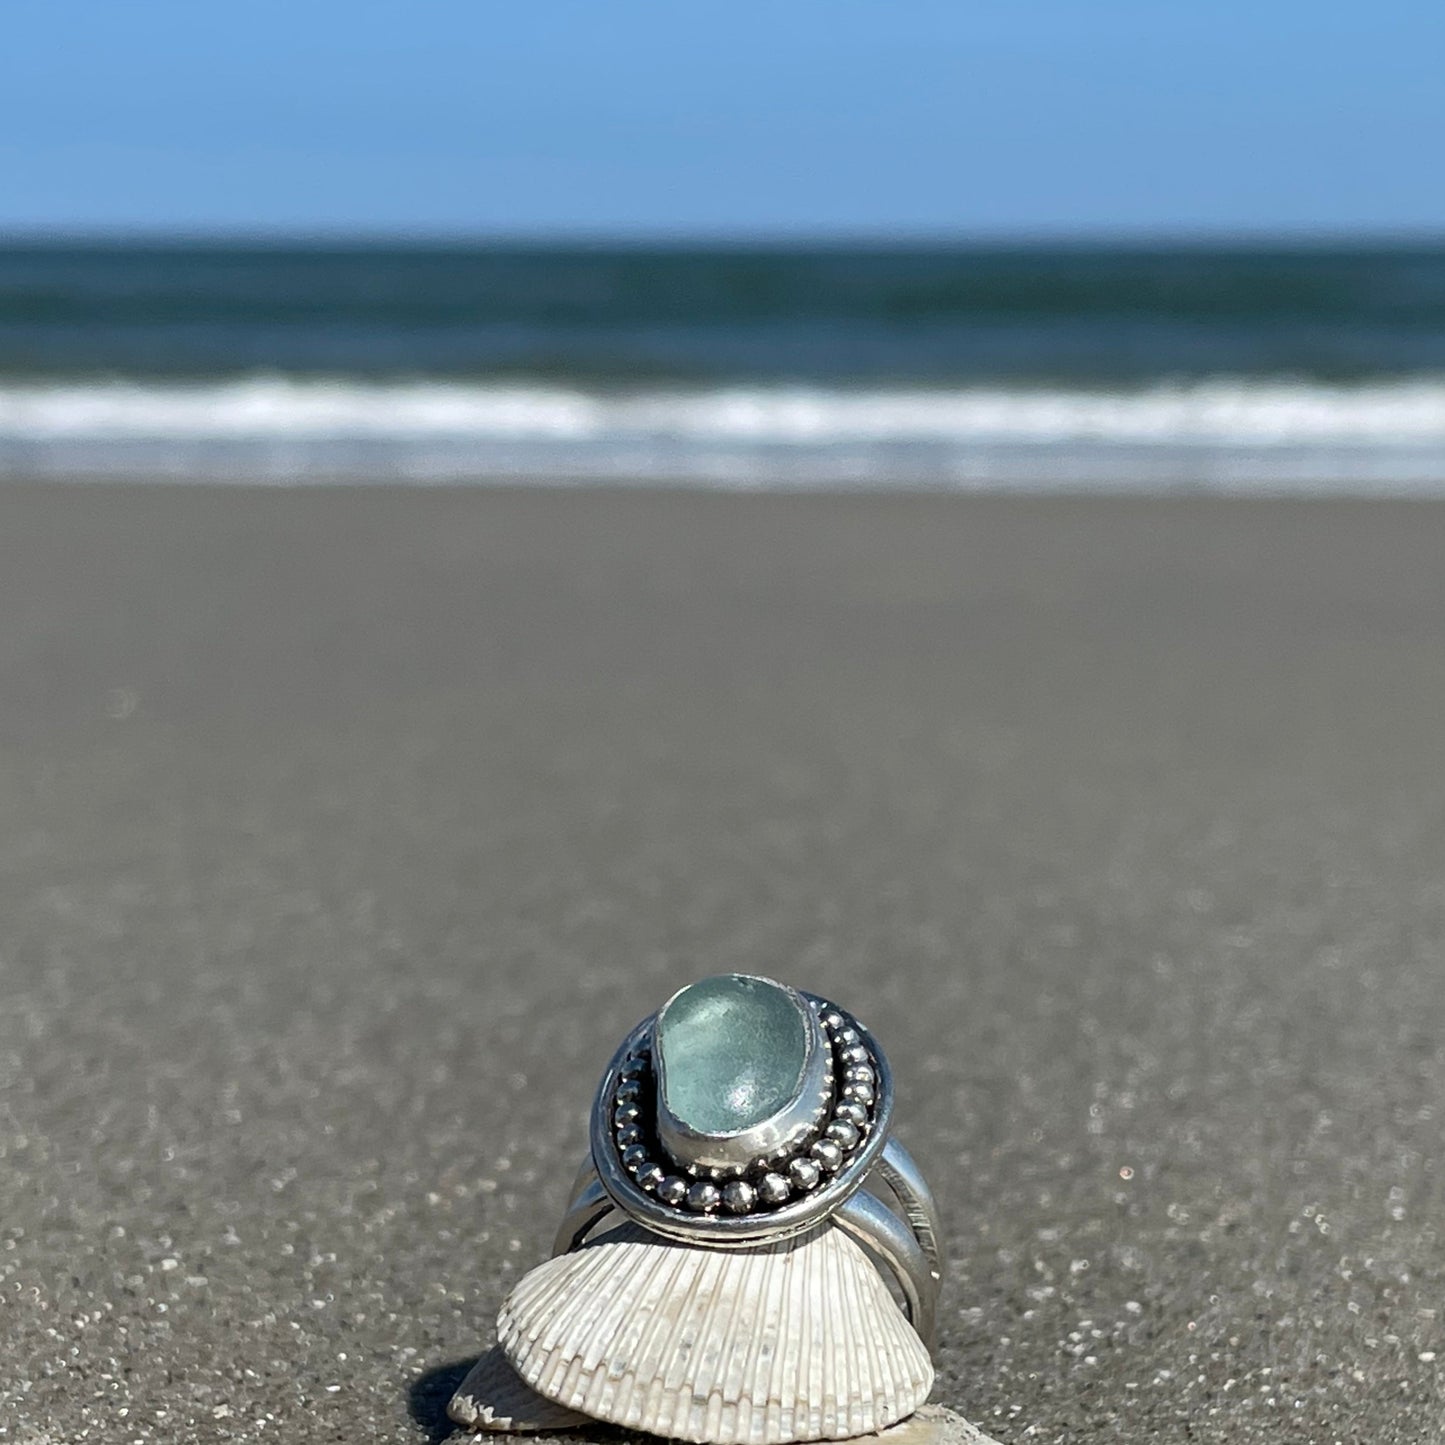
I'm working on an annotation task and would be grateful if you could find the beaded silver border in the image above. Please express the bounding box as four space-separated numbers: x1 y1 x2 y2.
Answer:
589 992 894 1244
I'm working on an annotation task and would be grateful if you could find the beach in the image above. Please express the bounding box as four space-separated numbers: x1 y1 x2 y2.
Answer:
2 482 1444 1444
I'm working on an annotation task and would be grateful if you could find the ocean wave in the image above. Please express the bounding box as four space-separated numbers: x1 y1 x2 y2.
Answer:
3 375 1445 443
1 376 1443 489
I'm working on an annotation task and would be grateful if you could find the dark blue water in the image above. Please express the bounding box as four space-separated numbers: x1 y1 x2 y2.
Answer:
3 241 1444 383
1 241 1442 489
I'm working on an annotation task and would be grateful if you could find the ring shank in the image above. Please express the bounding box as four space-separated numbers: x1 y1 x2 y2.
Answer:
555 1136 941 1348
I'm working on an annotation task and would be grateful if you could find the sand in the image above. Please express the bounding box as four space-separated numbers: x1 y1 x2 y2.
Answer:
1 483 1442 1444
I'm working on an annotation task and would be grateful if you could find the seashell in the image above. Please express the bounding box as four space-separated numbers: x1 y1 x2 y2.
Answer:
446 1344 595 1433
497 1219 933 1444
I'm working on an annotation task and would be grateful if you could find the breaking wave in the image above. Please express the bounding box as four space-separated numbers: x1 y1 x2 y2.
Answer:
2 375 1443 489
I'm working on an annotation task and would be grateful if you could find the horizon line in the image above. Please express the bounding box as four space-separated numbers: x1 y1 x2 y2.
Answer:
2 223 1444 250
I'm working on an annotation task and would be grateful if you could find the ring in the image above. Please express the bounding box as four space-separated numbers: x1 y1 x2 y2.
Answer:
451 973 945 1445
560 974 944 1345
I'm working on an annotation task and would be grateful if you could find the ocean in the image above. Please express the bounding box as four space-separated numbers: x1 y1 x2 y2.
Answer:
2 240 1443 490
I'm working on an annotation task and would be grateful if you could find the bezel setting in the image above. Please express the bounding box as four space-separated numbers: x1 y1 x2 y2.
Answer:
589 988 895 1244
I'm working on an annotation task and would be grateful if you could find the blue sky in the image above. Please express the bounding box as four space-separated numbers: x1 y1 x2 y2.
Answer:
3 0 1442 236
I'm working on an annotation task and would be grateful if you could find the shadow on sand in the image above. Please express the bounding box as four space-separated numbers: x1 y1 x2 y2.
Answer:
408 1356 481 1442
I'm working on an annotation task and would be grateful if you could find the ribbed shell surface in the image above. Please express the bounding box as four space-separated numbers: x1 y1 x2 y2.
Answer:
497 1221 933 1444
446 1344 595 1432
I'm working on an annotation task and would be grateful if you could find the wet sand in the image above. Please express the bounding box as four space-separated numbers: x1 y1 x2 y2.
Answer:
1 483 1443 1443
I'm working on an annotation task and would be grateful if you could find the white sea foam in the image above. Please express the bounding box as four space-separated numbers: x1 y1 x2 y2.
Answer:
2 376 1443 489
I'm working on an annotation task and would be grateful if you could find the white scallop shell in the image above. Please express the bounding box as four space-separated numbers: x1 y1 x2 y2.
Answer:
447 1344 595 1432
497 1220 934 1444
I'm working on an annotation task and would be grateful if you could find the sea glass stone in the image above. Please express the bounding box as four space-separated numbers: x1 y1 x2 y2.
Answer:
656 975 809 1135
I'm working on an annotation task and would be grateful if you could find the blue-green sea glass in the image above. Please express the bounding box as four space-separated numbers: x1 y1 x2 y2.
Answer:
656 975 809 1135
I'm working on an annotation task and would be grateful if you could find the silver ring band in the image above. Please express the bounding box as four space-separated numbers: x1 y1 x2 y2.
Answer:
874 1137 946 1293
833 1187 936 1348
555 1133 941 1347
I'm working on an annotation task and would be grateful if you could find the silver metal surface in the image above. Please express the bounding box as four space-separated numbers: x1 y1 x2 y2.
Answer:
553 1158 939 1347
835 1187 937 1347
875 1137 946 1294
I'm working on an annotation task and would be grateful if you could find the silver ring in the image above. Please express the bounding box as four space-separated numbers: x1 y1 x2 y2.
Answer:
552 974 943 1348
